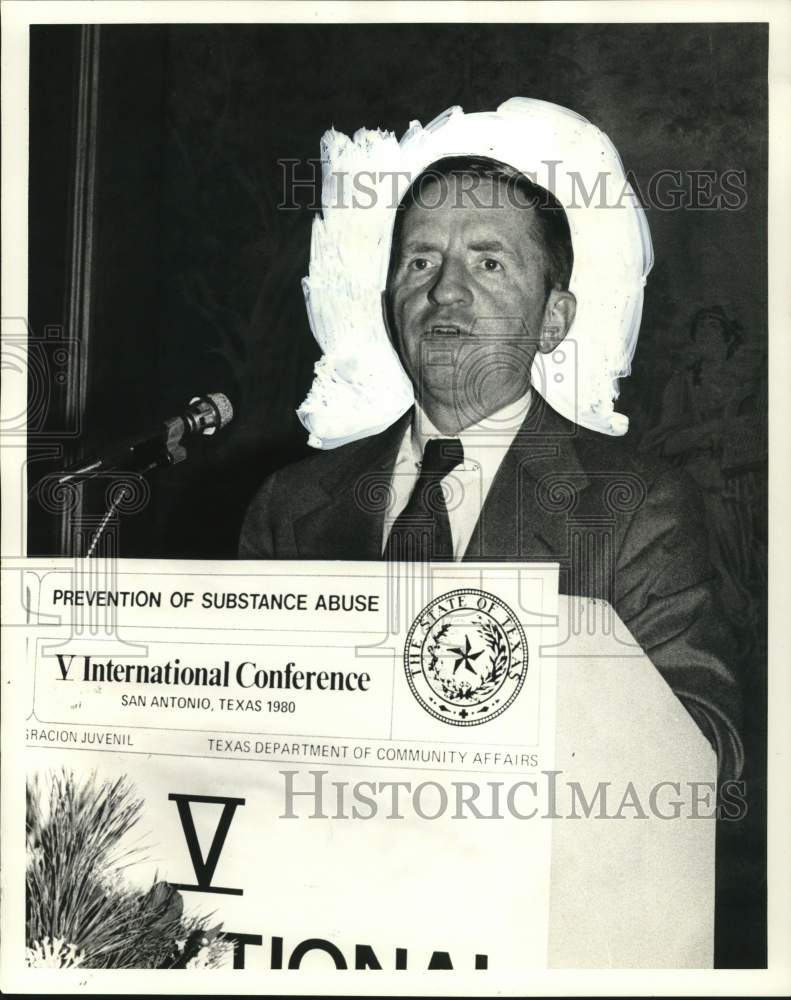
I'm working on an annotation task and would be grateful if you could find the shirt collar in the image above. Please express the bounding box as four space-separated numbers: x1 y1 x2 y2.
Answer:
410 390 532 466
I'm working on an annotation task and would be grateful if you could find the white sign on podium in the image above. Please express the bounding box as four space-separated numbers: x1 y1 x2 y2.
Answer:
5 560 716 991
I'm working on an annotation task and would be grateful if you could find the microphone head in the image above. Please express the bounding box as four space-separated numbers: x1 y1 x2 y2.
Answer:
187 392 235 436
207 391 234 429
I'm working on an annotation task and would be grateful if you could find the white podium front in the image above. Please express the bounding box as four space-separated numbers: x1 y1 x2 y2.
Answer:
549 596 716 968
14 562 718 989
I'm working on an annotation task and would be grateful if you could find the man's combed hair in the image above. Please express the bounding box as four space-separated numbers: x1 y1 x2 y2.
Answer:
391 155 574 292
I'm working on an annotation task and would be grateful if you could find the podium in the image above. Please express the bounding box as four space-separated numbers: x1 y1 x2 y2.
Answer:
549 596 716 968
19 564 718 982
106 595 715 974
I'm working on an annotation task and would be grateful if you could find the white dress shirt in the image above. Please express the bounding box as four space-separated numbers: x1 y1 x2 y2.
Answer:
382 391 532 560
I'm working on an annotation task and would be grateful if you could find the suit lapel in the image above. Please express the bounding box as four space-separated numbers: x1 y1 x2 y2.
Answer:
463 395 589 561
293 413 411 559
292 397 589 562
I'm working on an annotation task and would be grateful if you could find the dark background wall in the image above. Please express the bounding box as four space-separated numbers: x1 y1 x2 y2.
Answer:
27 21 767 967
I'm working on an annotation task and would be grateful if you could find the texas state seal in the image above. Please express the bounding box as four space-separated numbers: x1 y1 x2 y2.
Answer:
404 589 528 726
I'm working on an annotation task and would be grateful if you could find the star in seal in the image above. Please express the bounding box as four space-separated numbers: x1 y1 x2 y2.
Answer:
449 635 484 675
404 589 528 726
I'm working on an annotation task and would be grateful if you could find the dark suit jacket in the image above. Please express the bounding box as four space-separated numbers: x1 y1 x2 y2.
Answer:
240 394 743 780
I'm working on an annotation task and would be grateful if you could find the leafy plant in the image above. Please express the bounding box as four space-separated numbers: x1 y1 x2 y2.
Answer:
26 770 230 969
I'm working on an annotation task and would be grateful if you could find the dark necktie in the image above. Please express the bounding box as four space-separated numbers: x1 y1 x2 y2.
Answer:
383 438 464 561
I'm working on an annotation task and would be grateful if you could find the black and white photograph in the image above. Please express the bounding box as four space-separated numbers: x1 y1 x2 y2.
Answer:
2 1 789 994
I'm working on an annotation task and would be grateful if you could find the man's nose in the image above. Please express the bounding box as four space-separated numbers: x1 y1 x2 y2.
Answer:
427 258 473 307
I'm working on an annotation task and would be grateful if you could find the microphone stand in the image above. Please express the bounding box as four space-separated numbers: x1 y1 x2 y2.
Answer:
78 416 189 559
58 413 191 487
52 393 234 558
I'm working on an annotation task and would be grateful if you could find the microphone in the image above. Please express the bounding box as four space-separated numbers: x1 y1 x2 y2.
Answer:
57 392 234 485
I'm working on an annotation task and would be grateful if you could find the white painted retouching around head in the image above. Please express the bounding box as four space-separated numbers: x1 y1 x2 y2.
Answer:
297 97 654 449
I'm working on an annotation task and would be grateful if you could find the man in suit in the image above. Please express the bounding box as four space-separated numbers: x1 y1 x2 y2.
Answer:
240 156 743 780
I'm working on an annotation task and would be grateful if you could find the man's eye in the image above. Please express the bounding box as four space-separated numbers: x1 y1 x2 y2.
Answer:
409 258 432 271
481 258 503 272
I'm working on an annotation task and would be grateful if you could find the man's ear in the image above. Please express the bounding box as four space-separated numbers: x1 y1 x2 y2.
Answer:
538 288 576 353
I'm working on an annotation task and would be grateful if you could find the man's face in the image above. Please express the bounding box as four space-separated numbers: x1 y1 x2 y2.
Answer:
387 174 560 425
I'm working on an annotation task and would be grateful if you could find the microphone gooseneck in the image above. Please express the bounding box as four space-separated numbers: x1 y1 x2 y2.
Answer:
56 392 235 486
